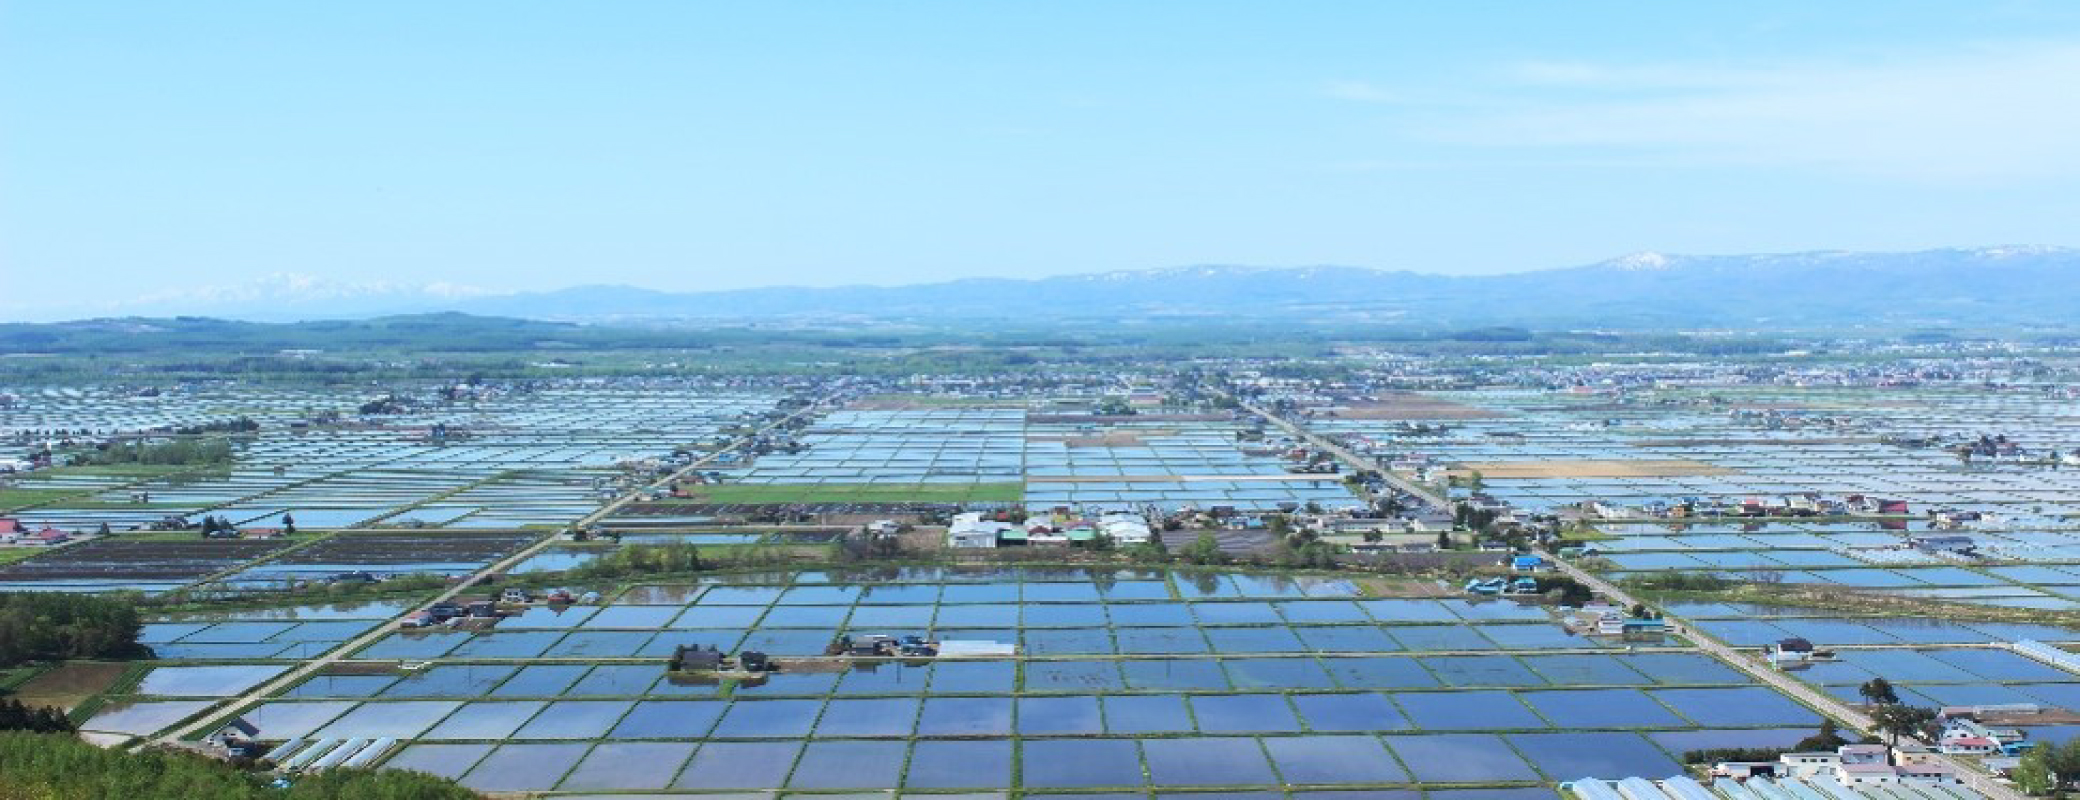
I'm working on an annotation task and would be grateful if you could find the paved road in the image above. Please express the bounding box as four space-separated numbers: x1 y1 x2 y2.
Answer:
1550 558 2025 800
1244 390 2019 799
153 397 830 747
1239 398 1450 508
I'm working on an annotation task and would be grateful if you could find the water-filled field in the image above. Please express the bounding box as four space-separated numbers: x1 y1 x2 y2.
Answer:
104 568 1898 794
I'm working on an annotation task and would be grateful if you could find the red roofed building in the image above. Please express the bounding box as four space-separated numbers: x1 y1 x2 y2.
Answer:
1938 736 1999 755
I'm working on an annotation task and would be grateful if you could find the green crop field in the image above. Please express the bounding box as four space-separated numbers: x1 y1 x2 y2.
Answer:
0 548 46 565
0 488 90 512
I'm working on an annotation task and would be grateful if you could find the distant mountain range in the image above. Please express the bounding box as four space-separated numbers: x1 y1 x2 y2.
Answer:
15 246 2080 329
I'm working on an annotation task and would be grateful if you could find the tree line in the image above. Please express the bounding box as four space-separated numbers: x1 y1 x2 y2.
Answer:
0 592 150 667
0 699 73 734
571 542 705 579
1679 720 1850 764
71 438 233 467
2013 737 2080 795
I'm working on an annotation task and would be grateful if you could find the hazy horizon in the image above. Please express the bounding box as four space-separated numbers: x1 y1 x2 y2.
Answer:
9 242 2066 321
7 243 2079 327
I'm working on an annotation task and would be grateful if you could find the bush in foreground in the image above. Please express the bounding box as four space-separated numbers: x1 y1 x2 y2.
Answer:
0 732 478 800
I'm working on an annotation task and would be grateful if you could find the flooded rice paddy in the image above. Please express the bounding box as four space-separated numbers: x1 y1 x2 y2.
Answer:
90 567 2080 794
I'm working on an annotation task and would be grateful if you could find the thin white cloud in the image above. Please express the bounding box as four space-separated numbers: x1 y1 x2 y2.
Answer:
1359 42 2080 183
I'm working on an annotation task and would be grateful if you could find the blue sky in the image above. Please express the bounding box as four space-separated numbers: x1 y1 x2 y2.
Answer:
4 1 2079 315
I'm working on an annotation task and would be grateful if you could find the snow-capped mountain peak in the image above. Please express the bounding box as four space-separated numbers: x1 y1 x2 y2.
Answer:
1605 251 1675 271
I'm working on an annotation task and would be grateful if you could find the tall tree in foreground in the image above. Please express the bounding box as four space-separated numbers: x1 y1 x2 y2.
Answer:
1869 704 1936 749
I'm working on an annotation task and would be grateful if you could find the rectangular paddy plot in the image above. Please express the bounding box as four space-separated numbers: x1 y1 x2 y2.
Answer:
707 406 1363 515
217 529 538 588
1310 386 2080 538
3 382 787 550
201 568 1888 793
1583 519 2080 611
0 382 799 623
0 539 292 593
725 408 1028 486
1024 415 1362 514
139 600 400 660
1667 601 2080 721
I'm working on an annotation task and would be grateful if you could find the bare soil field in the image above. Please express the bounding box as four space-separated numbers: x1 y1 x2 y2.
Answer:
0 539 292 582
1309 393 1502 420
899 526 945 552
1454 459 1739 478
273 529 536 566
12 661 128 711
319 662 404 676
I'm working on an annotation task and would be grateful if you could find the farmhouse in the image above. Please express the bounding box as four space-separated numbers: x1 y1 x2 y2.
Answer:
948 512 1013 549
1908 534 1976 555
1097 512 1154 544
1762 743 1961 786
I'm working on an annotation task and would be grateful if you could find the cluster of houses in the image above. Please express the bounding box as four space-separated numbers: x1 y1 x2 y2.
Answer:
1713 708 2048 789
1577 493 1913 522
1934 705 2047 758
1560 600 1669 640
398 599 502 629
0 517 71 546
670 643 771 674
398 588 600 628
0 514 305 547
1952 434 2031 462
1713 743 1963 787
1926 508 1996 531
947 511 1154 549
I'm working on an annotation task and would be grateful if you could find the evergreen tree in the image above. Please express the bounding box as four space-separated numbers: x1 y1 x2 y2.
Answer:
0 699 76 733
1870 704 1936 748
1793 719 1847 751
0 592 149 665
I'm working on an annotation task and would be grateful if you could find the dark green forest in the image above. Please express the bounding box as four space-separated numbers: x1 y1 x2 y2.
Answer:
0 700 72 734
0 594 150 667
